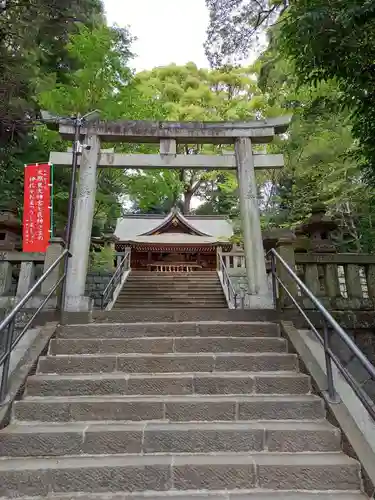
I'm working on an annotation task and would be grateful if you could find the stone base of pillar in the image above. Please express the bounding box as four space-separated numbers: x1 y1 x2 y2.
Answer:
244 292 274 309
64 295 93 313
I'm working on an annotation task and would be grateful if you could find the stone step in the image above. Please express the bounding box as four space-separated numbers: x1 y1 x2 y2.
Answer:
116 294 228 302
0 420 341 457
13 394 325 422
37 352 298 374
123 283 223 288
125 277 222 281
26 371 311 397
92 309 280 323
2 492 367 500
122 281 222 285
115 297 227 303
122 283 223 288
0 452 361 497
48 337 287 355
58 322 280 339
129 272 219 277
118 292 226 298
114 304 227 309
122 285 223 290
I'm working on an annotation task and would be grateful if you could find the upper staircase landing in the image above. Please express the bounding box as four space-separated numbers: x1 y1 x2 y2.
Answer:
114 271 228 309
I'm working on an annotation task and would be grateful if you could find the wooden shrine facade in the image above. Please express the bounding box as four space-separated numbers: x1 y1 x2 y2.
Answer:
114 210 232 272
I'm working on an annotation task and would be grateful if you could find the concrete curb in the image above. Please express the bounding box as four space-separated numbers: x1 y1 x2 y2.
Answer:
281 320 375 498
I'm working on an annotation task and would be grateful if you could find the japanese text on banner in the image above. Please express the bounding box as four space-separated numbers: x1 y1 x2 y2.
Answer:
23 164 51 252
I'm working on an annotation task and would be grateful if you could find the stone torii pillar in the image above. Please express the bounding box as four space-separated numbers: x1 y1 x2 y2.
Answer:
236 137 272 308
64 133 101 312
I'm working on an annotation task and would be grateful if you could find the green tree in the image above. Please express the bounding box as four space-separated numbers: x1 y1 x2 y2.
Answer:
0 15 163 235
0 0 104 146
204 0 375 181
37 23 163 233
0 0 104 216
205 0 288 67
125 63 265 214
279 0 375 181
255 43 375 251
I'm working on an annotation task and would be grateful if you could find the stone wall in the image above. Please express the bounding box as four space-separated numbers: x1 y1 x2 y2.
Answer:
228 268 273 296
85 272 113 309
227 268 248 295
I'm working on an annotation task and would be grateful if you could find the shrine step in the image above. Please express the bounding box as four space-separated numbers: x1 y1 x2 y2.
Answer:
57 321 281 339
92 309 280 323
126 273 220 278
118 271 227 308
25 371 311 397
0 493 366 500
114 302 228 309
116 294 227 301
36 352 298 374
115 301 228 308
115 300 228 306
119 287 226 293
48 336 287 355
0 453 361 497
13 395 325 422
0 420 341 457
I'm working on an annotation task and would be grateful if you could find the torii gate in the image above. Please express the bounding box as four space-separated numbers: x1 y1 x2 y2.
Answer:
50 118 290 312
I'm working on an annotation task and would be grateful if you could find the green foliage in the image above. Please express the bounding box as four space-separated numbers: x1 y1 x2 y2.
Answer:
204 0 375 182
0 8 163 234
279 0 375 181
255 41 375 251
89 245 115 272
204 0 288 67
38 24 134 118
127 63 263 214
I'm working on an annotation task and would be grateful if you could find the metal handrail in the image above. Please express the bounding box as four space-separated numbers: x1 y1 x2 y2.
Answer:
101 250 130 309
268 248 375 420
218 253 239 309
0 248 70 403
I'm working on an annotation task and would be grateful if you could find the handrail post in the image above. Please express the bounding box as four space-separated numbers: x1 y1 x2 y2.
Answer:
101 249 131 310
322 319 337 402
0 318 15 403
275 237 297 308
216 246 222 271
270 251 279 309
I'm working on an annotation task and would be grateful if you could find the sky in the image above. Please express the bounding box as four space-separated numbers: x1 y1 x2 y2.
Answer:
104 0 210 72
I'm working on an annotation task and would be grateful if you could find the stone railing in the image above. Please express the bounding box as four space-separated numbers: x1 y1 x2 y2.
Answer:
0 252 45 301
221 246 375 311
294 253 375 310
220 252 246 270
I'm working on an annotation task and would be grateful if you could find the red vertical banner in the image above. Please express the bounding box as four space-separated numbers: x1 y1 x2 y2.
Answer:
23 163 51 252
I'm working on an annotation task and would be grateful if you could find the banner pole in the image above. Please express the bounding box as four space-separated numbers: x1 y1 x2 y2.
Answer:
49 162 54 239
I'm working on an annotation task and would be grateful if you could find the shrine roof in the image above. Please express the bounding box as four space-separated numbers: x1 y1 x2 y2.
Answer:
122 234 220 245
114 210 233 242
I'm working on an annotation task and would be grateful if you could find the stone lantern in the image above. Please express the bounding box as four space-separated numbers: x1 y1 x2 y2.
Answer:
102 233 119 252
0 204 22 251
296 202 338 253
262 228 295 254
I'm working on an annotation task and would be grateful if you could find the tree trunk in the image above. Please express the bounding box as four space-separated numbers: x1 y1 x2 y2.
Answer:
183 191 193 214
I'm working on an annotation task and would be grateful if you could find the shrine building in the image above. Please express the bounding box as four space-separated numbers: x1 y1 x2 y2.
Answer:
113 209 233 272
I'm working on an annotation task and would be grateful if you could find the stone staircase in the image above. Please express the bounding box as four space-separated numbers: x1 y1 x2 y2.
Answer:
0 312 368 499
114 271 228 309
